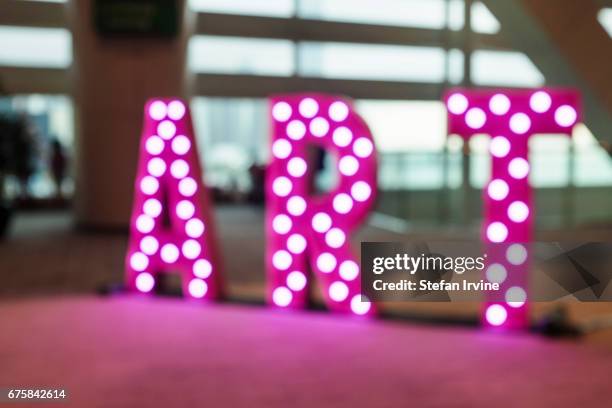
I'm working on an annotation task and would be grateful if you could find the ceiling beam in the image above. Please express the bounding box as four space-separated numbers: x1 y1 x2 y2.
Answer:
194 73 444 100
0 66 69 94
0 0 66 28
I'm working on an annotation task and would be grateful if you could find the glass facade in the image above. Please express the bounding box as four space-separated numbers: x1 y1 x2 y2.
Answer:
2 0 611 228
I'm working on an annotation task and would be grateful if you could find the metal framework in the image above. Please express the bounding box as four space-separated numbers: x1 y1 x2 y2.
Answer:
0 0 506 100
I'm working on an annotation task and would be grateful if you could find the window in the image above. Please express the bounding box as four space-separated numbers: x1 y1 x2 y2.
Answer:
188 35 294 76
0 94 74 198
299 42 447 82
530 135 571 187
0 26 71 68
189 0 294 17
471 50 544 87
190 97 268 191
298 0 499 34
574 124 612 187
448 1 500 33
597 8 612 38
351 101 453 190
298 0 447 29
356 101 446 152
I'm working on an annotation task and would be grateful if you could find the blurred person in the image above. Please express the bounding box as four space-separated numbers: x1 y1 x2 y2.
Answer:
50 138 68 199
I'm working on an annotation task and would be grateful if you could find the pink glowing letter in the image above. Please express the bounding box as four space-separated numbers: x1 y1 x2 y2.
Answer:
267 94 377 315
445 88 580 329
125 98 222 300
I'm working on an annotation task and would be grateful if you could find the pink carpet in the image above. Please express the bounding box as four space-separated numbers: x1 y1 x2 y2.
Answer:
1 296 611 407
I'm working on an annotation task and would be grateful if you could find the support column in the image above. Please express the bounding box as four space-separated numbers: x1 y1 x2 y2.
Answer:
68 0 194 228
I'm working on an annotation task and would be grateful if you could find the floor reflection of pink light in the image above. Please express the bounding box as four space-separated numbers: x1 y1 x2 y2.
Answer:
0 296 609 408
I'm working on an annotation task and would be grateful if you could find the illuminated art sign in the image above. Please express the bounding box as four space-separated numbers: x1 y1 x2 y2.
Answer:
267 94 377 315
124 90 581 331
125 98 222 300
445 89 580 328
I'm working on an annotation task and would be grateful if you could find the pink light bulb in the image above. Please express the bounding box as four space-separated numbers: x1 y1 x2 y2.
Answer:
310 117 329 137
185 218 205 238
325 228 346 248
136 214 155 233
182 239 202 260
286 234 307 254
178 177 198 197
146 136 165 155
506 244 528 265
272 177 292 197
339 260 359 281
272 286 293 307
167 100 186 120
140 236 159 255
333 194 353 214
193 259 212 279
157 120 176 140
353 137 374 158
272 139 292 159
147 158 167 177
287 120 306 140
489 136 511 158
338 156 359 176
507 201 529 222
509 113 531 134
286 196 307 216
329 281 349 302
176 200 195 220
140 176 159 195
130 252 149 271
171 135 191 155
529 91 552 113
287 157 307 177
508 158 530 179
487 179 509 201
311 212 332 233
486 263 507 284
135 272 155 293
149 101 167 120
143 198 162 218
447 93 469 115
485 304 508 326
316 252 337 273
489 94 511 115
272 250 292 270
465 108 487 129
329 101 349 122
188 278 208 298
286 271 307 291
555 105 577 127
272 101 292 122
272 214 292 234
170 160 189 179
350 294 371 315
351 181 372 202
332 127 353 147
486 222 508 243
505 286 527 308
160 244 179 264
298 98 319 118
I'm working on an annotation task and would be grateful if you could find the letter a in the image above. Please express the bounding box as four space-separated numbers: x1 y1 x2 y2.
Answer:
125 98 223 300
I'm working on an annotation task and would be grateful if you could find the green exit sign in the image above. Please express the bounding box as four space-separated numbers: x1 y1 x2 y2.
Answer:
94 0 179 38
